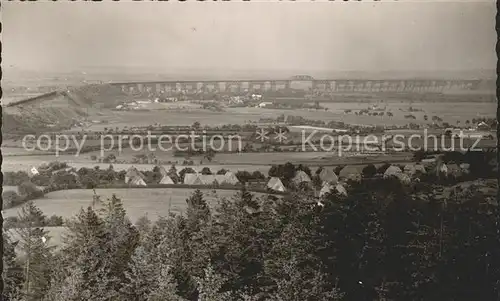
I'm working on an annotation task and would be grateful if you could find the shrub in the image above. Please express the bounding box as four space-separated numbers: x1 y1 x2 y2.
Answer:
2 191 23 209
46 215 64 227
18 181 43 198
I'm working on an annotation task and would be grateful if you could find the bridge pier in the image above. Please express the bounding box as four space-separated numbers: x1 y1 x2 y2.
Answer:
225 81 242 93
249 81 266 93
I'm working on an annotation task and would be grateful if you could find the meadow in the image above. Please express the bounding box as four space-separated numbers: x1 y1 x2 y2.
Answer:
74 100 497 132
1 156 273 174
3 188 268 223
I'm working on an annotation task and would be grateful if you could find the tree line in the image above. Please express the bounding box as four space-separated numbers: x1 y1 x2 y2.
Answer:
3 176 499 301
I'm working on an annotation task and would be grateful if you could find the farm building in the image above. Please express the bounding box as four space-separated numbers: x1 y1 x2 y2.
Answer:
267 177 286 192
183 173 203 185
125 166 146 184
338 166 362 181
29 166 39 177
438 162 448 175
293 170 312 185
129 176 147 187
159 175 174 185
222 171 240 185
319 183 348 197
319 168 338 184
383 165 403 178
258 102 273 108
199 175 218 185
476 121 490 130
403 163 426 176
395 173 412 184
156 165 168 177
215 175 227 184
319 183 333 198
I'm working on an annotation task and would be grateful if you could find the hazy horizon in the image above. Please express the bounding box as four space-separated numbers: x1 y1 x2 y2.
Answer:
3 1 496 81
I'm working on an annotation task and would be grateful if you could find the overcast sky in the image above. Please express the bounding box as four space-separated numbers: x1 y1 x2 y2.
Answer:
3 1 496 77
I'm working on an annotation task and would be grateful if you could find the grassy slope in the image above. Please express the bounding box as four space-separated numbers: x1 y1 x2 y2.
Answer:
2 188 268 223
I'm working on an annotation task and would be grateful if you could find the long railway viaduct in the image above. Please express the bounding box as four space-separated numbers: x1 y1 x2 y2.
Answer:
6 75 495 108
109 75 494 94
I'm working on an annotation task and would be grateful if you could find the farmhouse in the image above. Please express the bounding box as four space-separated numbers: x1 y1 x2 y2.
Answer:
159 175 174 185
267 177 286 192
157 165 168 177
383 165 403 178
395 172 412 184
125 166 146 184
251 94 263 101
319 183 333 198
183 173 203 185
293 170 312 185
403 163 426 176
338 166 362 181
214 175 227 184
476 121 490 130
222 171 240 185
199 175 218 185
258 102 273 108
229 96 244 104
430 162 449 177
319 183 348 197
129 176 147 187
319 168 339 184
29 166 39 177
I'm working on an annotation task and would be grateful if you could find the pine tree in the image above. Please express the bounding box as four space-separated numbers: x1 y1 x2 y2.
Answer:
50 196 138 300
194 264 232 301
147 265 186 301
168 165 180 183
121 246 158 300
186 189 211 230
47 265 85 301
136 215 152 236
14 202 54 301
99 194 140 288
49 206 117 300
234 187 259 212
2 232 24 300
268 257 344 301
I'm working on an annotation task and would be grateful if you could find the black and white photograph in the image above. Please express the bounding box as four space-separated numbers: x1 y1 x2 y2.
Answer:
1 1 498 300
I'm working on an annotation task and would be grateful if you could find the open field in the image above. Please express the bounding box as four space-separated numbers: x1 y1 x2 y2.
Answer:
1 155 273 174
3 185 46 194
73 100 496 131
2 146 56 156
3 186 19 193
4 186 273 250
1 149 417 174
2 188 269 223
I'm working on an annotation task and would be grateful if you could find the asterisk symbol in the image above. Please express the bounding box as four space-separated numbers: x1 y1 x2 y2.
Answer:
256 128 269 142
275 129 288 143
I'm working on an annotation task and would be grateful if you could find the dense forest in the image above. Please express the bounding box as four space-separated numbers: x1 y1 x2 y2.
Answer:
2 177 499 301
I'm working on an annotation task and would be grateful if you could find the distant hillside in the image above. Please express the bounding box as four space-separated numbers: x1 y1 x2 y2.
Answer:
3 84 128 134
